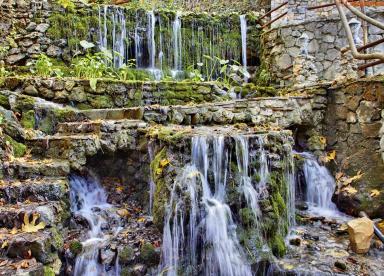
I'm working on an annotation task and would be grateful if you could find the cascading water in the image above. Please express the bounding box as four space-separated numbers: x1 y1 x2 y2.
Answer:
70 174 120 276
240 14 249 81
160 136 252 276
96 7 248 80
171 12 182 78
300 152 339 216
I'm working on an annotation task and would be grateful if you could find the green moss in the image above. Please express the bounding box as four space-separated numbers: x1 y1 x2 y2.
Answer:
89 95 114 109
21 110 35 129
69 240 83 256
157 127 190 145
151 147 168 228
119 246 134 264
43 266 55 276
50 227 64 249
0 94 9 108
14 95 35 112
269 234 286 257
140 242 159 266
5 135 26 157
239 208 256 226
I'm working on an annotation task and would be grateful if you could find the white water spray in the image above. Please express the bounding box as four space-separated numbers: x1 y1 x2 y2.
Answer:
240 14 249 81
70 174 120 276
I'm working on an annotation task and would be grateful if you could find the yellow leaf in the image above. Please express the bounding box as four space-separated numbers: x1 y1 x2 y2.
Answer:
21 213 45 233
370 189 380 197
137 217 146 223
342 186 358 195
343 171 363 186
116 186 124 193
159 159 170 168
116 209 130 217
319 136 327 146
156 168 163 175
10 227 17 235
319 150 336 163
1 241 8 249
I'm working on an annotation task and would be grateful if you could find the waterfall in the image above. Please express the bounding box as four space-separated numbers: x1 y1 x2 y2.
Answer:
135 11 143 68
148 141 156 215
301 152 338 215
160 136 252 276
147 11 156 69
171 12 182 78
70 174 120 276
240 14 249 81
235 136 261 226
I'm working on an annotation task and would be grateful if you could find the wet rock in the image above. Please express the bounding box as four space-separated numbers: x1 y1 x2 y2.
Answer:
334 260 347 271
35 23 49 33
295 201 308 211
347 217 374 254
140 242 160 266
119 245 135 264
46 45 62 57
289 238 301 246
69 240 83 256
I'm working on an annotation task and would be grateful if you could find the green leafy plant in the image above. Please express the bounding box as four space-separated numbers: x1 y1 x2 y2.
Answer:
27 54 63 78
57 0 76 11
71 50 114 90
116 60 136 81
186 64 204 82
0 65 9 85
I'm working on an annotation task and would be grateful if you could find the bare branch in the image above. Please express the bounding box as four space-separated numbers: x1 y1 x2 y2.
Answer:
335 0 384 61
341 0 384 30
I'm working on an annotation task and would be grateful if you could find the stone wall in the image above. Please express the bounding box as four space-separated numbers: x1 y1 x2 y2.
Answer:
264 0 384 85
323 79 384 218
1 77 244 108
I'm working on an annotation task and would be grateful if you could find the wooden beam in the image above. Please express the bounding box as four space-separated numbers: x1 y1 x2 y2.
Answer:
341 37 384 53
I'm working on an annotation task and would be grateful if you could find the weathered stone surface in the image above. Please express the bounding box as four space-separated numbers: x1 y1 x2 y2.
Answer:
356 101 380 123
347 217 374 254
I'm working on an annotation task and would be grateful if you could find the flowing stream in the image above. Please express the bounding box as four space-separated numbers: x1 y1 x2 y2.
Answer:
70 174 120 276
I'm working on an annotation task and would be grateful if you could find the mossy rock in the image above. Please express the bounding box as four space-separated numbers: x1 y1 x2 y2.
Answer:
269 234 286 257
119 246 135 265
0 94 10 108
21 110 35 129
140 242 159 266
69 240 83 256
5 135 26 157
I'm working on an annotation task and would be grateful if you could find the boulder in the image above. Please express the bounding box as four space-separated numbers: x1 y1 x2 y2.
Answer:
347 217 374 254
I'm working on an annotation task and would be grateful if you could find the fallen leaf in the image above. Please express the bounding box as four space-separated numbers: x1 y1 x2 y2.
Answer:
21 213 45 233
10 227 17 235
116 209 130 218
159 159 170 168
137 217 146 223
342 186 358 195
370 189 380 197
1 241 8 249
320 150 336 163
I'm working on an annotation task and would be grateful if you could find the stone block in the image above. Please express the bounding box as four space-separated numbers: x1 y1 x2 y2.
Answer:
347 217 374 254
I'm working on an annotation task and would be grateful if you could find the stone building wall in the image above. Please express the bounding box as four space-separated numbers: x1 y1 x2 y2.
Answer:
265 0 384 85
323 79 384 217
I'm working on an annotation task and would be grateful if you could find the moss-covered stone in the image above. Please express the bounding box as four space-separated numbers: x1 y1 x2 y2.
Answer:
5 135 26 157
151 147 168 228
0 94 10 108
269 234 286 257
21 110 35 129
69 240 83 256
119 246 135 264
140 242 159 266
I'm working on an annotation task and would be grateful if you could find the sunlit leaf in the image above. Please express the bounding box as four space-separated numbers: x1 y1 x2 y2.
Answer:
21 213 45 233
370 189 380 197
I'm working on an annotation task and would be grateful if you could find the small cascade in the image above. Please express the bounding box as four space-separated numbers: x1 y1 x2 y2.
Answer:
300 152 338 216
235 136 261 227
171 12 182 78
160 136 252 276
147 11 162 80
70 174 120 276
148 141 156 215
240 14 248 81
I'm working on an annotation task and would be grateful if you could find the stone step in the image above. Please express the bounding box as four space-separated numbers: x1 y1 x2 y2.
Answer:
56 119 147 134
5 158 70 179
0 228 61 267
0 201 67 229
27 134 99 160
0 177 69 204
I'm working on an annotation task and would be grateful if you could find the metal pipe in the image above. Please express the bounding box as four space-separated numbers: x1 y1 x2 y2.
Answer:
359 211 384 243
307 0 359 10
260 1 288 20
358 59 384 70
261 12 287 28
341 37 384 53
